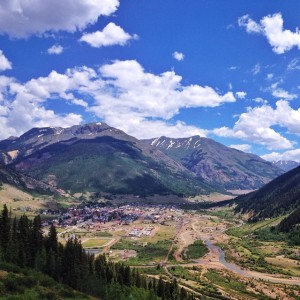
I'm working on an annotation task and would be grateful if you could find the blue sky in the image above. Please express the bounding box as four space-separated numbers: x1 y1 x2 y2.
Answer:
0 0 300 161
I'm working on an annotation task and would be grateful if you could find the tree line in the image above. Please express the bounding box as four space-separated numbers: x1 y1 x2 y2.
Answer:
0 204 196 300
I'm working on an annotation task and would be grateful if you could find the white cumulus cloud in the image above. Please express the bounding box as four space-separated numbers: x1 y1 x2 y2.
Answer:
0 0 120 38
239 13 300 54
94 60 235 119
47 44 64 55
172 51 184 61
262 149 300 162
238 15 262 33
79 22 137 48
236 91 247 99
229 144 251 152
272 87 297 100
270 82 297 100
213 100 300 150
0 60 236 139
253 97 268 104
89 60 235 137
0 50 12 71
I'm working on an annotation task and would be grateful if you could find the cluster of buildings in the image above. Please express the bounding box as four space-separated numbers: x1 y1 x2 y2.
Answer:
128 226 153 237
48 205 142 227
44 203 184 230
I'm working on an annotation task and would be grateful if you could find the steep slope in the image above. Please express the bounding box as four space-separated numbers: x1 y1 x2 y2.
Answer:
0 165 65 196
272 160 300 172
278 207 300 232
142 136 283 190
235 165 300 221
0 267 93 300
1 123 214 196
0 122 133 164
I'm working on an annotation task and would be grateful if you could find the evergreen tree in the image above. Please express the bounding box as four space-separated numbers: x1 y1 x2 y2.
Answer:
0 204 11 253
35 246 47 272
46 223 58 253
29 215 43 267
45 248 56 277
17 215 30 266
157 277 164 299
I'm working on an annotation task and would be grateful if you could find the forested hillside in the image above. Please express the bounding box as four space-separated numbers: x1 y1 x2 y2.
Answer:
1 123 214 196
0 205 195 300
235 166 300 245
235 165 300 220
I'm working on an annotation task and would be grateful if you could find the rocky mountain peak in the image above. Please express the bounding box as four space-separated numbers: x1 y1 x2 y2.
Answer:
19 127 58 140
0 123 285 193
272 160 300 172
68 122 110 135
0 122 136 165
17 122 113 141
143 135 283 190
149 135 203 150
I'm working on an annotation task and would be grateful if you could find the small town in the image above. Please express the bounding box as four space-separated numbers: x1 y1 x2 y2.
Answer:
1 1 300 299
45 203 182 228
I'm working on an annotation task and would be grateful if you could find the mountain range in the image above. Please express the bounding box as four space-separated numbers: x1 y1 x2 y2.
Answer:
272 160 300 172
0 123 212 196
142 136 283 190
0 122 284 196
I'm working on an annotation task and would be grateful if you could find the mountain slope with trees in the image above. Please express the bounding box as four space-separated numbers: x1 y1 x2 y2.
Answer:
0 123 214 196
143 136 283 190
234 165 300 245
235 165 300 221
0 123 284 196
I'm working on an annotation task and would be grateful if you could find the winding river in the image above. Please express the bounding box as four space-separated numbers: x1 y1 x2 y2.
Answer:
204 240 248 276
203 239 300 286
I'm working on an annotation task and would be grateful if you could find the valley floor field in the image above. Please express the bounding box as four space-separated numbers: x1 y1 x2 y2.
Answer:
47 203 300 299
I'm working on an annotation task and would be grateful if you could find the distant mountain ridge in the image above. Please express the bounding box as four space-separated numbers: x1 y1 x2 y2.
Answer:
272 160 300 172
0 123 133 164
0 123 283 196
0 123 213 196
142 136 283 190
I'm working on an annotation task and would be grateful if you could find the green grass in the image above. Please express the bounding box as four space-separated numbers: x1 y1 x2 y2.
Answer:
204 270 269 300
138 266 165 276
93 231 113 237
111 239 171 265
182 240 208 260
204 207 236 220
226 215 287 238
225 238 289 274
168 266 196 281
226 216 292 246
139 226 176 244
225 222 296 275
82 238 111 248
